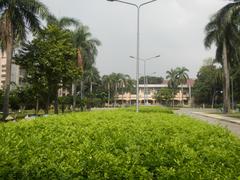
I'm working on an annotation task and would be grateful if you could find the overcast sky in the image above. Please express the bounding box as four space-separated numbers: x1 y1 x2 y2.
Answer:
41 0 228 79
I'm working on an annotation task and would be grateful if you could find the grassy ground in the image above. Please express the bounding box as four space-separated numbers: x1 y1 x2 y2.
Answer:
0 107 240 179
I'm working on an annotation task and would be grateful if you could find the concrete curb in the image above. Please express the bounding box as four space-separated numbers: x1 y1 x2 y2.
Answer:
193 112 240 125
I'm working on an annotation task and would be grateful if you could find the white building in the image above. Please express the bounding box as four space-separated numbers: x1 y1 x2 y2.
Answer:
0 52 24 89
116 79 195 105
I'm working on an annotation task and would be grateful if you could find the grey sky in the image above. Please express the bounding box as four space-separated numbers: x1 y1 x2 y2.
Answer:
41 0 228 78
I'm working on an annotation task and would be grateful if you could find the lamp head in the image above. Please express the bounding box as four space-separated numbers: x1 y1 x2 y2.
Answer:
107 0 116 1
155 55 160 58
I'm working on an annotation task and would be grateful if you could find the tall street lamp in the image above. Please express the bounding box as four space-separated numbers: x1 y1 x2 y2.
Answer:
130 55 160 105
107 0 158 112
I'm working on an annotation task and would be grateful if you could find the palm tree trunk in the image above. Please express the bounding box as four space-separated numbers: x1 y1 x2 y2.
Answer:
122 88 124 105
181 84 184 106
223 40 231 113
90 82 93 94
114 84 117 107
108 83 110 107
2 21 13 121
72 83 76 111
172 91 174 108
80 80 84 99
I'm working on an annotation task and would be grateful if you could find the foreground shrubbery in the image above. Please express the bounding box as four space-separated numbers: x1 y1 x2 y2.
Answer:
0 107 240 179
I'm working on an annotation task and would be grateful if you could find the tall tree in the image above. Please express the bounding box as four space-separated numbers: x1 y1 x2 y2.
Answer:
0 0 49 120
84 67 100 94
16 25 80 114
102 75 113 106
166 68 179 107
193 60 223 107
204 0 240 113
176 67 189 106
72 25 101 110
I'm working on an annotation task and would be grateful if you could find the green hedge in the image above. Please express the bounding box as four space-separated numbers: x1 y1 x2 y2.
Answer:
0 107 240 179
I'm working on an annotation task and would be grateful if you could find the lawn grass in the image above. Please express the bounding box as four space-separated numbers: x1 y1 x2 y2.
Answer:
0 106 240 179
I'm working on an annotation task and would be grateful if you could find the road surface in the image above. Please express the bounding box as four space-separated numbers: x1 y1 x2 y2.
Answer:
174 108 240 137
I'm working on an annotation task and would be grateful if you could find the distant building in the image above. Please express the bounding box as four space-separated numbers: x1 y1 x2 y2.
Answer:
0 52 25 89
116 79 195 105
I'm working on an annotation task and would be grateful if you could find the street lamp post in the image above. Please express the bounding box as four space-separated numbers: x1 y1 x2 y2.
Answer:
130 55 160 105
107 0 158 112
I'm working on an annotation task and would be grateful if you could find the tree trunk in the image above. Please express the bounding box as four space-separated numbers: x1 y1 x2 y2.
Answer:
211 91 215 109
72 83 76 111
172 90 175 107
114 84 117 107
108 83 110 107
2 21 13 121
35 98 39 114
80 80 84 100
45 93 50 114
90 82 93 94
181 84 184 106
122 88 124 105
54 90 59 114
223 40 231 113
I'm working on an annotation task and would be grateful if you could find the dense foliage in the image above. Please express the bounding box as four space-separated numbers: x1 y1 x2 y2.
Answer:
15 25 81 114
139 76 163 84
0 107 240 179
193 59 223 107
154 88 173 106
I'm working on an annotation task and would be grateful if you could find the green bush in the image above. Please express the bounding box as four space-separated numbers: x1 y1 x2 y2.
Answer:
0 107 240 179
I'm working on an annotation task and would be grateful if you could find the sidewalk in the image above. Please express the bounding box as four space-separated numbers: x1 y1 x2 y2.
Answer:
193 112 240 125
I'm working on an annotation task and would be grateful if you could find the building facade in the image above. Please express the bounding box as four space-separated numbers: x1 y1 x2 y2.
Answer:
0 52 24 89
116 79 195 106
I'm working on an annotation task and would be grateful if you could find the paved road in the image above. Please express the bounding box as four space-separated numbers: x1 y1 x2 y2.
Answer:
174 108 240 137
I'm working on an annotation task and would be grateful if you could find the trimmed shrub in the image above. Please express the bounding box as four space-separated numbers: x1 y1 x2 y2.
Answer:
0 107 240 179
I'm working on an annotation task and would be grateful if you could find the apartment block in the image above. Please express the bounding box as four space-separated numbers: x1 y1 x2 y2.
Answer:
0 52 24 89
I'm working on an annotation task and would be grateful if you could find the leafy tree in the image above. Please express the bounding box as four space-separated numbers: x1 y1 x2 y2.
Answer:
154 88 173 106
193 60 223 107
15 25 81 114
204 0 240 112
0 0 49 120
139 76 163 84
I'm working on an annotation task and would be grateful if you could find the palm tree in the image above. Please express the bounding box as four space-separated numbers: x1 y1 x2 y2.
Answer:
84 67 100 94
0 0 49 120
204 0 240 113
176 67 189 106
47 15 80 30
72 25 101 69
166 68 179 107
72 25 101 110
102 75 113 107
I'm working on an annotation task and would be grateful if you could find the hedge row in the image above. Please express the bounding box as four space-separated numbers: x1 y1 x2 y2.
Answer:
0 107 240 179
